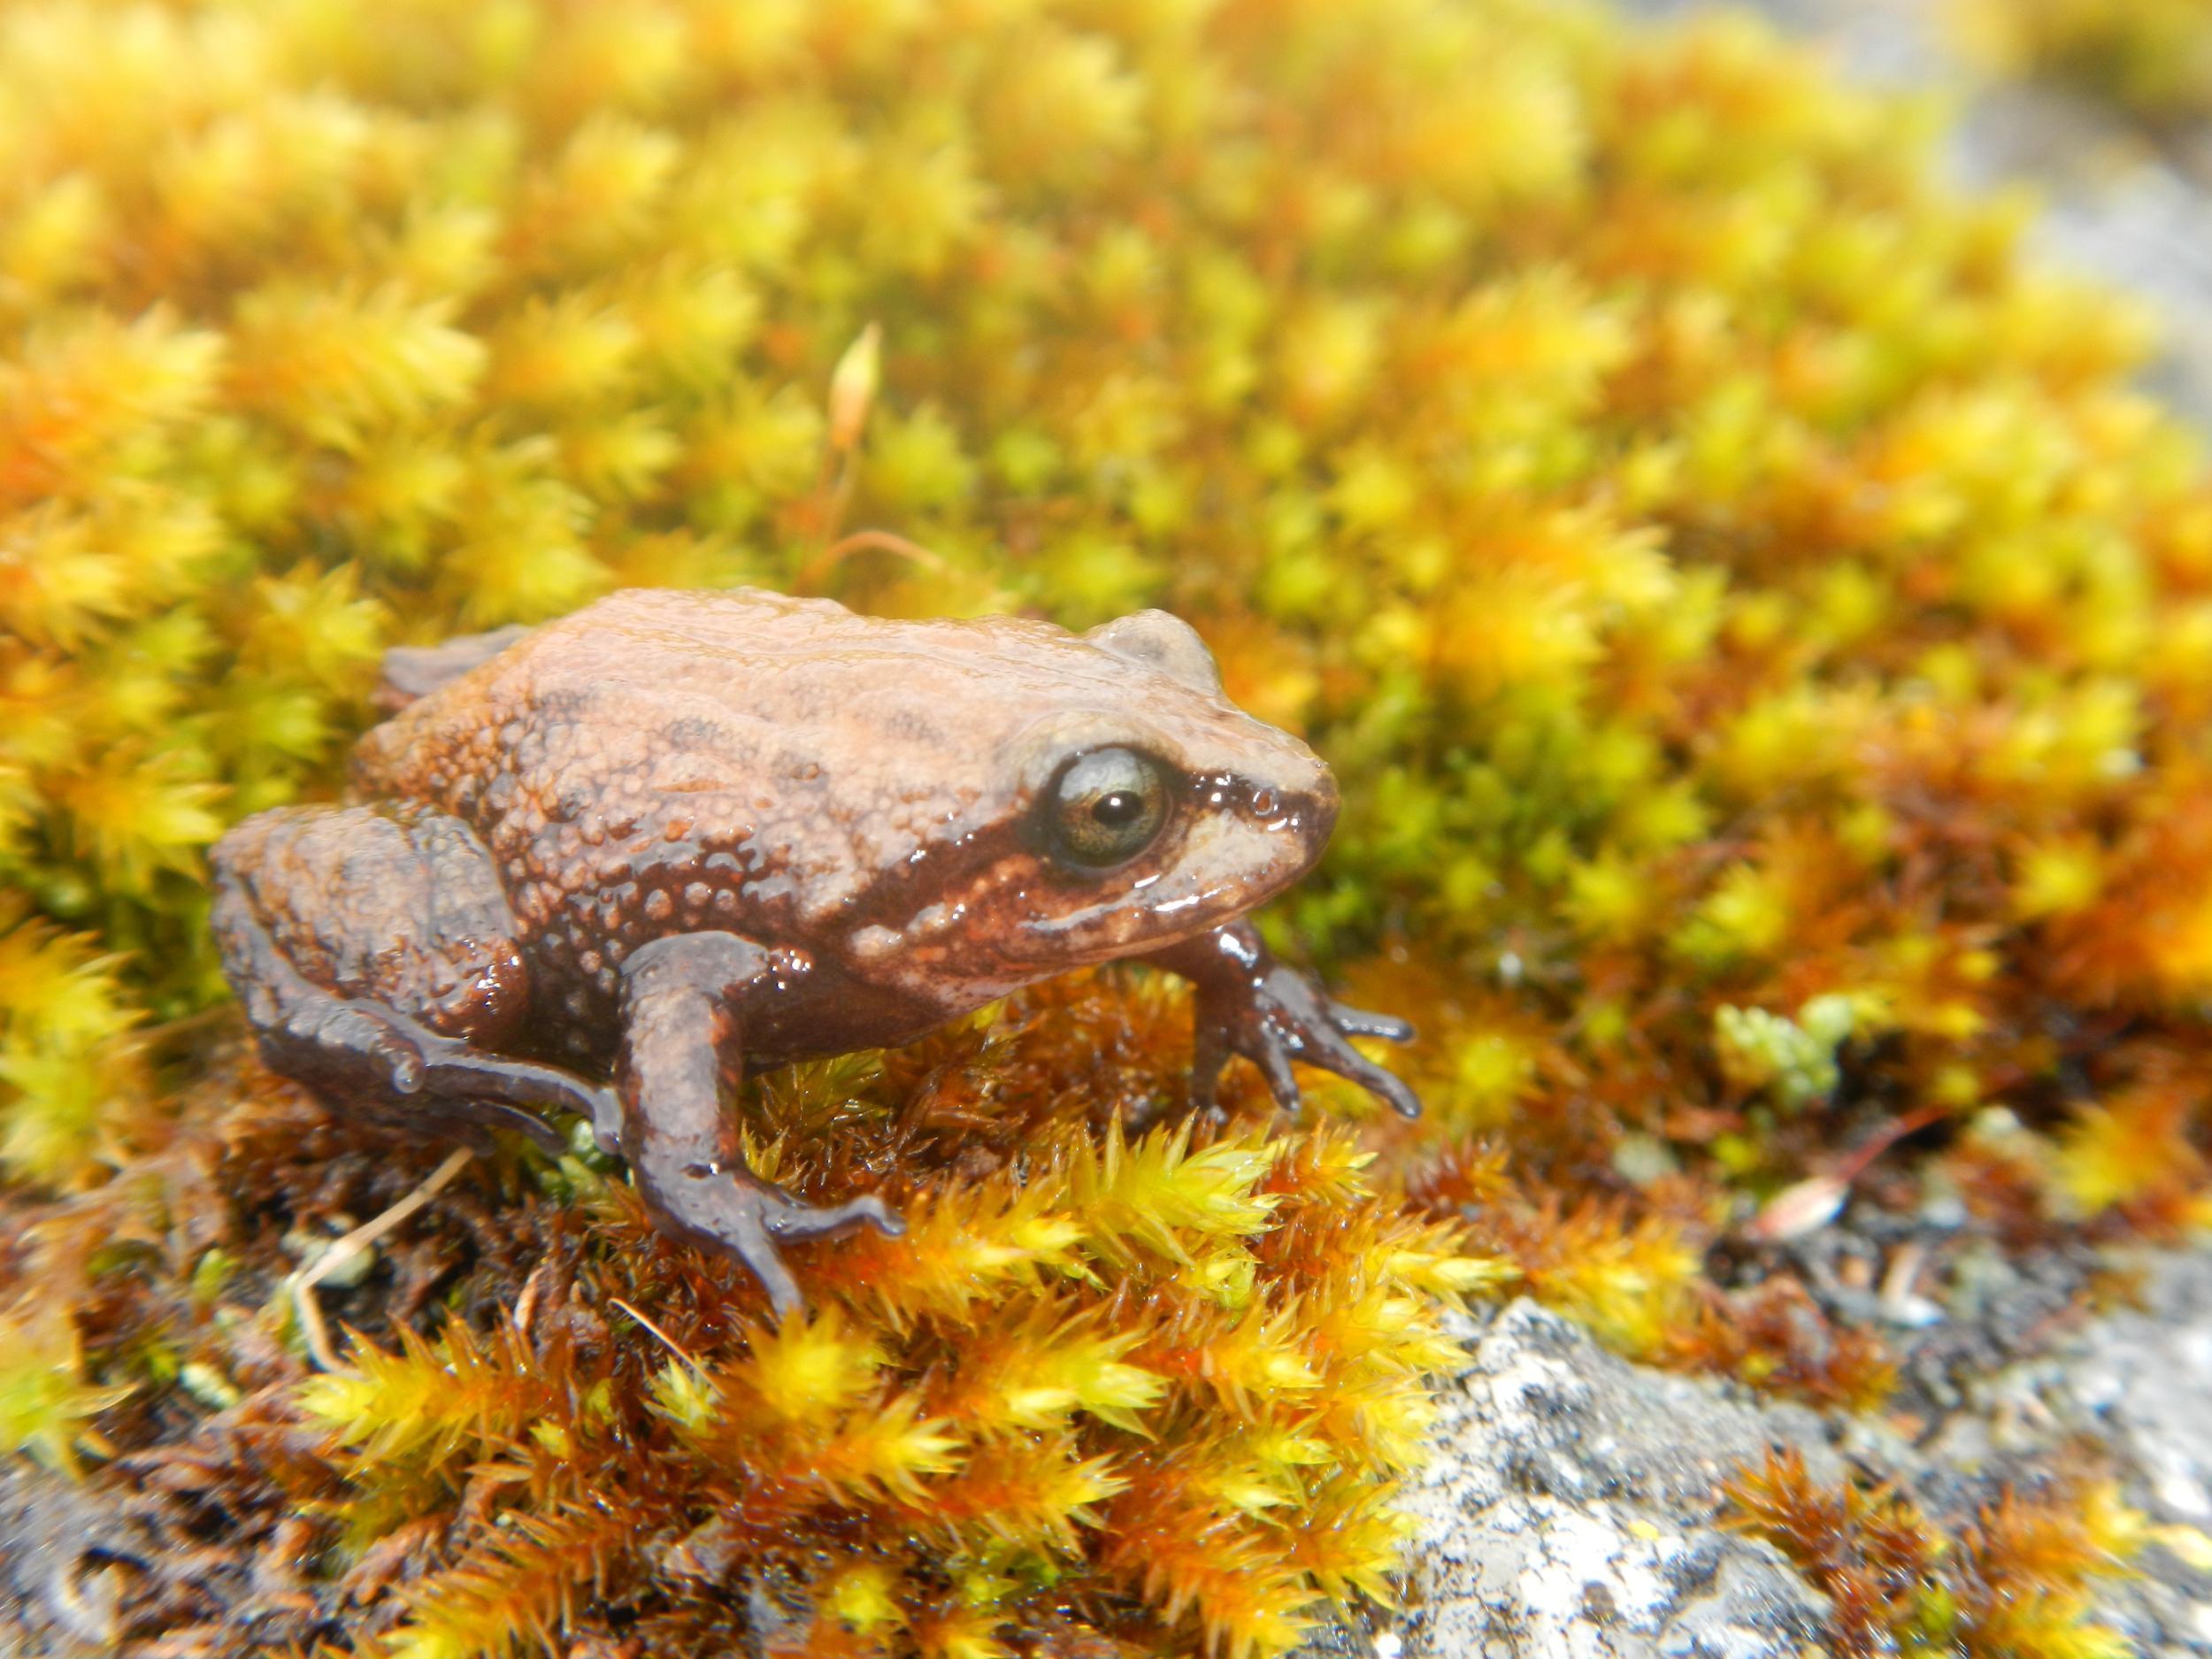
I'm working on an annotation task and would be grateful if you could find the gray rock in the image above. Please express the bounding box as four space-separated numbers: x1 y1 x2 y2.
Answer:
1394 1302 1832 1659
0 1459 152 1655
2001 1253 2212 1658
1387 1253 2212 1659
2058 1253 2212 1527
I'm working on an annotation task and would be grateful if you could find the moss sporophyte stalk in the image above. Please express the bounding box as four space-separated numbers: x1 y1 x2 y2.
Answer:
2 1 2210 1655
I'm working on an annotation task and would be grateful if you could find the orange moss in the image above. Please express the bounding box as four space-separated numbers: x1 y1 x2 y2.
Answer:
1723 1449 2145 1659
4 0 2212 1652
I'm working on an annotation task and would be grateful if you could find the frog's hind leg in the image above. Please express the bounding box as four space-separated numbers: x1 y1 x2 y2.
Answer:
211 803 618 1155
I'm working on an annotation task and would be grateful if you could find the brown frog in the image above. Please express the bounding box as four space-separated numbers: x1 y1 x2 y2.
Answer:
211 588 1417 1312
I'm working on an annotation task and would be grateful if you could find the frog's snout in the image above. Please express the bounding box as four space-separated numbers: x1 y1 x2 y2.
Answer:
1240 776 1335 868
1195 736 1340 906
1242 733 1340 862
1285 771 1339 856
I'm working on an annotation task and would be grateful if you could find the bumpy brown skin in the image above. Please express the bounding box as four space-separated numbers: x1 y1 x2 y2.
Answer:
211 588 1417 1314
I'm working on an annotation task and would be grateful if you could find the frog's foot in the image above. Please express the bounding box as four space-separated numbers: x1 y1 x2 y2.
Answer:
1150 920 1419 1121
1190 964 1421 1121
270 990 616 1157
374 623 530 711
646 1168 903 1317
407 1025 623 1153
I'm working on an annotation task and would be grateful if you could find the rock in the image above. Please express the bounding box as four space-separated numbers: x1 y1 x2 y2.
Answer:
0 1459 151 1655
2058 1252 2212 1528
1394 1302 1832 1659
1388 1252 2212 1659
1993 1252 2212 1658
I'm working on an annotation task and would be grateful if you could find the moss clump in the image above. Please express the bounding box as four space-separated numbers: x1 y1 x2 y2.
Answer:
4 0 2212 1654
1954 0 2212 118
289 1097 1491 1659
5 977 1498 1656
1723 1449 2149 1659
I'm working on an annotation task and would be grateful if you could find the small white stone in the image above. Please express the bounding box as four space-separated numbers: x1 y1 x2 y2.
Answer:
2155 1469 2212 1522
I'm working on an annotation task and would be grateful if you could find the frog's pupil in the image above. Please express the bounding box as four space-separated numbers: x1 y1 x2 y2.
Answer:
1094 791 1141 826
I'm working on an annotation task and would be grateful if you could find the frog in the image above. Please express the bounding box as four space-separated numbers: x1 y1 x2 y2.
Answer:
210 587 1418 1314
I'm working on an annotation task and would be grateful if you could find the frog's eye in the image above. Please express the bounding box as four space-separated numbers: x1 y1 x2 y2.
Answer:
1045 747 1172 870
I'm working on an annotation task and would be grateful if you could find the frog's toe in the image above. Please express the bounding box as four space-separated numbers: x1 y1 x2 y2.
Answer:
1310 1007 1421 1118
1324 998 1415 1044
670 1181 905 1316
662 1182 800 1316
1247 1038 1303 1114
763 1189 903 1241
583 1084 624 1158
1332 1048 1423 1120
1257 1025 1421 1120
722 1201 805 1319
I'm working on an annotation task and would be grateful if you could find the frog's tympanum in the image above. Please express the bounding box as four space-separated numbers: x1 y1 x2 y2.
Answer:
211 588 1418 1312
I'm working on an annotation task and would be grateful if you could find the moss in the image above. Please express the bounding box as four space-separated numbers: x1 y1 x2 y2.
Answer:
5 979 1496 1656
1955 0 2212 119
3 0 2212 1653
1722 1449 2147 1659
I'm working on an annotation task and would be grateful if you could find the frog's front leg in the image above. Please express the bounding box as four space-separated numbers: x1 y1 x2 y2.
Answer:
616 933 901 1316
211 803 622 1153
1147 920 1421 1120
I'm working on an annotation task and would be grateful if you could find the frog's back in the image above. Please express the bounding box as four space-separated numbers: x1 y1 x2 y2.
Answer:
347 588 1107 956
358 588 872 780
351 587 1100 816
336 585 1340 1064
351 580 1317 922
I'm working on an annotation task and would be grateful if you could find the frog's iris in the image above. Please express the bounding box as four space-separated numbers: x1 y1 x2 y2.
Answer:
1046 748 1171 869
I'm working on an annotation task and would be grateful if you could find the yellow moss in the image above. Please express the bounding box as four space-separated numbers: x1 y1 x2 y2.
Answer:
1955 0 2212 117
1525 1212 1704 1362
0 1304 130 1476
1059 1119 1281 1268
6 0 2212 1650
0 902 153 1187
